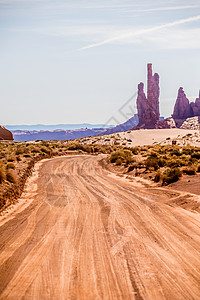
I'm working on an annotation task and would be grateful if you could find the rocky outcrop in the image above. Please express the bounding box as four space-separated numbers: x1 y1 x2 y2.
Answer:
137 64 160 129
155 117 176 129
0 125 13 140
190 91 200 117
180 116 200 130
172 88 200 121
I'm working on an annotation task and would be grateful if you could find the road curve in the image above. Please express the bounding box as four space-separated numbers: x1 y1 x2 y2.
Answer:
0 155 200 300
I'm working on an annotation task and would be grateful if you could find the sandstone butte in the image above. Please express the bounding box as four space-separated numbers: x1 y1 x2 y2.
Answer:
136 63 160 129
0 125 13 141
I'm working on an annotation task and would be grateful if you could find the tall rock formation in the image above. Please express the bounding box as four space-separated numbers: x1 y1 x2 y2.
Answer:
137 63 160 128
136 82 147 126
0 125 13 140
172 87 191 119
172 88 200 120
190 91 200 117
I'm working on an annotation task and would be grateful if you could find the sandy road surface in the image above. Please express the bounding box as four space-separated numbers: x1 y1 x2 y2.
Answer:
0 155 200 300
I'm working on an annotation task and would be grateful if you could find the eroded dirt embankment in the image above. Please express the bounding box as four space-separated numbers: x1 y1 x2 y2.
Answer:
0 151 82 212
0 155 200 300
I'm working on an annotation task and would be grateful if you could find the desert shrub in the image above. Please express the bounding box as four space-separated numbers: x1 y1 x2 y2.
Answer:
15 146 27 155
149 151 158 158
30 146 40 153
41 141 50 147
68 143 85 151
110 151 122 163
166 157 188 168
84 145 94 153
0 151 5 159
39 152 46 156
92 145 102 153
16 155 21 161
145 157 159 171
116 158 123 165
124 156 135 167
6 171 17 183
188 157 197 165
191 152 200 159
170 149 181 156
154 170 162 182
109 150 133 165
197 165 200 173
183 167 196 175
0 167 6 183
6 162 15 169
23 153 31 158
7 156 15 162
182 147 194 155
127 164 135 172
140 146 148 152
135 169 140 176
40 146 51 154
155 146 163 154
162 168 182 185
157 158 166 167
15 149 23 155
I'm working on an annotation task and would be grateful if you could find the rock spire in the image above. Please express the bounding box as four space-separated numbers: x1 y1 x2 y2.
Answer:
172 88 200 119
136 63 160 128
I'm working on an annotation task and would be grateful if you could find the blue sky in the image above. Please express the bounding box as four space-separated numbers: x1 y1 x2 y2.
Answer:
1 0 200 125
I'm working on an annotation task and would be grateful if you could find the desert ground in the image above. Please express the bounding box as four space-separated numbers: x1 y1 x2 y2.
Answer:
81 128 200 147
0 155 200 299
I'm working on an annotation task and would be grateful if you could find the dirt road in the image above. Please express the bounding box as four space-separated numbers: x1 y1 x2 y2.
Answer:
0 155 200 299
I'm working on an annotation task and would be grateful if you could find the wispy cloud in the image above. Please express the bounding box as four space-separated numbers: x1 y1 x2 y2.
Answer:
126 5 200 13
76 14 200 51
139 28 200 50
1 1 198 11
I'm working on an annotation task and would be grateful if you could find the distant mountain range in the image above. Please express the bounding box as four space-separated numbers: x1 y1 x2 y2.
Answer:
11 115 139 142
4 123 114 131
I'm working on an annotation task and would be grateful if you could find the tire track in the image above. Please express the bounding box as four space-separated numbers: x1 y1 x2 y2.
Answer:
0 155 200 299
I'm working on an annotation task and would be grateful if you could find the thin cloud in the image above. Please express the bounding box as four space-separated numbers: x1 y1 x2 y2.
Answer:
76 14 200 51
127 5 200 13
